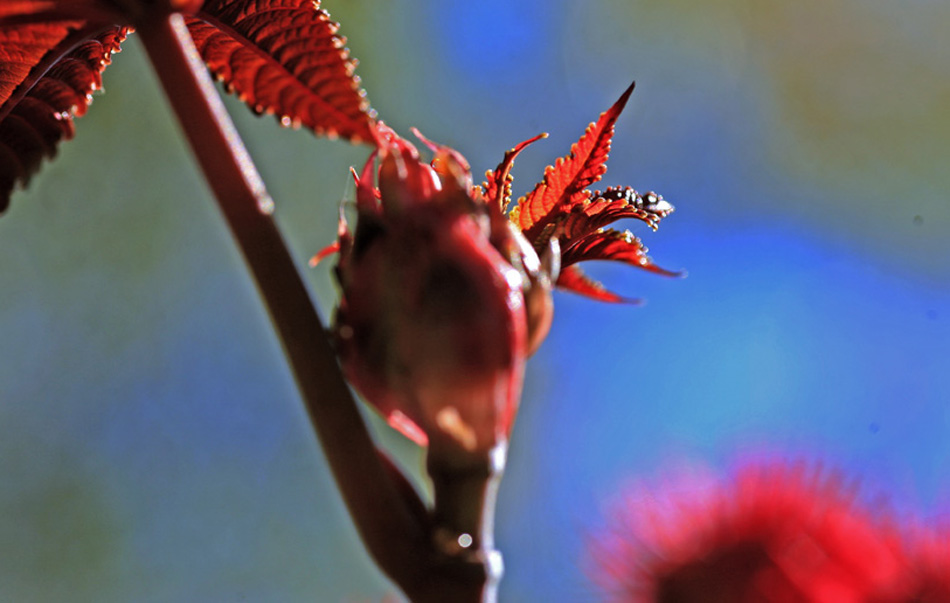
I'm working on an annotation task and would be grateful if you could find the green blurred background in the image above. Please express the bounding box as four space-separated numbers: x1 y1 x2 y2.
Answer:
2 0 949 600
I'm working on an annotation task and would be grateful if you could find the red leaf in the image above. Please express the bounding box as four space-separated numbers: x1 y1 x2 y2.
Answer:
0 22 127 211
497 83 682 303
481 132 546 213
561 227 682 277
554 264 638 304
512 81 634 242
189 0 376 143
0 23 73 107
308 238 339 267
0 1 123 25
560 186 674 242
0 2 55 20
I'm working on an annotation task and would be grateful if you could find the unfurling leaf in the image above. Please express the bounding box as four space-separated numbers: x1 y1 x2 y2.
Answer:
555 265 635 304
557 228 681 303
189 0 376 143
0 23 127 211
316 86 682 429
511 82 635 242
500 83 681 302
559 187 674 240
481 132 547 214
551 189 681 302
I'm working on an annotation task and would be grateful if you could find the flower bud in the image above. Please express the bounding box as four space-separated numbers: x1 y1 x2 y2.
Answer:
328 126 534 457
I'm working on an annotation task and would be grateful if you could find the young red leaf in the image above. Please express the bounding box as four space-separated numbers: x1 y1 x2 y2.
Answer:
511 81 634 242
481 132 546 214
560 187 673 241
555 264 637 304
558 228 681 302
560 229 679 276
188 0 376 143
493 83 681 303
0 23 127 211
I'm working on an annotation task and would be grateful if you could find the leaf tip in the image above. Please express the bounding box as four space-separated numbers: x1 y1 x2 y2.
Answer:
309 240 341 267
613 81 636 114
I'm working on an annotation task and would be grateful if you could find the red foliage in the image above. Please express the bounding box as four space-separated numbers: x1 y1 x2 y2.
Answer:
323 125 543 454
0 22 127 211
555 265 636 304
489 83 681 303
316 85 685 446
0 0 374 211
316 87 681 394
482 131 547 215
512 84 636 242
188 0 376 142
0 3 48 20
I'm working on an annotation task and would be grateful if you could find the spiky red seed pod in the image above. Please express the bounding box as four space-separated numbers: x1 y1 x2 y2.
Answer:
591 463 915 602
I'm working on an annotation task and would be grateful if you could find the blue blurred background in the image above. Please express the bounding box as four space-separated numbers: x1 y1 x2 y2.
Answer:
1 0 949 600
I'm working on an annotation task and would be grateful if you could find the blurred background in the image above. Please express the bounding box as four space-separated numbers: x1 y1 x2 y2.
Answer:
1 0 949 600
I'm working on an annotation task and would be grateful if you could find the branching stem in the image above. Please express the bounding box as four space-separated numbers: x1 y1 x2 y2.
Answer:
134 11 503 602
134 8 430 587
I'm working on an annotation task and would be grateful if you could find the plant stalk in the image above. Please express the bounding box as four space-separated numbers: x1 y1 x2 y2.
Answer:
135 11 505 601
421 443 507 603
134 8 431 587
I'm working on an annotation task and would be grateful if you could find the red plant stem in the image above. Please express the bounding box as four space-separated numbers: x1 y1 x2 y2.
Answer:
133 10 433 589
134 12 505 602
425 444 506 603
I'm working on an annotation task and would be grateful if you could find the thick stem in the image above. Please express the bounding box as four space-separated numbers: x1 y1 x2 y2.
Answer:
134 13 509 602
410 440 507 603
134 10 430 587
